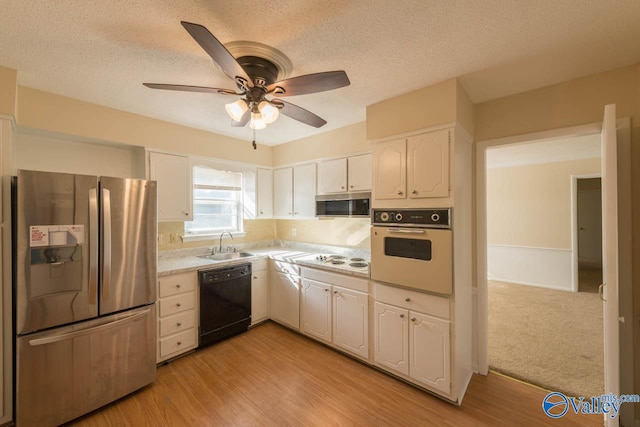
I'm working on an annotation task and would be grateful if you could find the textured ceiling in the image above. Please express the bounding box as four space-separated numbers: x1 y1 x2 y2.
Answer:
2 1 640 146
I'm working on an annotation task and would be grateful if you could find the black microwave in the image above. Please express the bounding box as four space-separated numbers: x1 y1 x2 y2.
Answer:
315 192 371 218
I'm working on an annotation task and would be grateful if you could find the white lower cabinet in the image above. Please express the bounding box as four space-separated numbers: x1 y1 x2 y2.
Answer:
269 261 300 329
301 269 369 360
374 301 451 395
251 260 269 325
157 271 199 363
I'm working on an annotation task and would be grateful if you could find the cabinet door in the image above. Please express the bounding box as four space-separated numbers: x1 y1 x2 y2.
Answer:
407 129 450 198
251 270 269 325
409 311 451 394
269 271 300 330
374 302 408 375
256 168 273 218
347 154 372 192
148 152 192 221
333 286 369 359
301 279 332 343
293 163 316 218
317 158 347 194
373 139 406 200
273 168 293 218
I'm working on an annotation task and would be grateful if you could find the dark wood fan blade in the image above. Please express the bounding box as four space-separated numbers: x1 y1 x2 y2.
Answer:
181 21 253 87
267 71 349 97
143 83 237 94
274 99 327 128
231 109 250 127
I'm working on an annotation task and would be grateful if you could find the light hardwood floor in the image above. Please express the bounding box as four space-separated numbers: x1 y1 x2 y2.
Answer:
67 321 602 426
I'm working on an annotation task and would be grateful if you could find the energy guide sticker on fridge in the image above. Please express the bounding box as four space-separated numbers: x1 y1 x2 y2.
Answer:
29 225 84 247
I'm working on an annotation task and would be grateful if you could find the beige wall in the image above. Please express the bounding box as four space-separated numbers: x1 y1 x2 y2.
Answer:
487 158 600 249
15 132 146 178
158 219 276 252
0 66 17 117
272 121 369 167
16 86 273 166
275 218 370 249
366 79 458 140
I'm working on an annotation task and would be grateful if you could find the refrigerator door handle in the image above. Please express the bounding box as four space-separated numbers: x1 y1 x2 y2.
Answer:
89 188 99 305
27 309 151 346
102 188 112 301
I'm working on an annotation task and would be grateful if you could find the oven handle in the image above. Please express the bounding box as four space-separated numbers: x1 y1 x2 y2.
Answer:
387 228 426 234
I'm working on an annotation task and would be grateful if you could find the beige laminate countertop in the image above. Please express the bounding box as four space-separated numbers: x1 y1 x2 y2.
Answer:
158 247 370 279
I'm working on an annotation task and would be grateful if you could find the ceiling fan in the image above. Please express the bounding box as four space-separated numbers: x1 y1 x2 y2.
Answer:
144 21 350 147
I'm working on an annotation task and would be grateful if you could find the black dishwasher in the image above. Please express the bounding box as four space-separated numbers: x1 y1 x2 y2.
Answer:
198 263 252 348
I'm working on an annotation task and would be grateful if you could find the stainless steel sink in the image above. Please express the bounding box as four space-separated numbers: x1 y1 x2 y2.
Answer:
198 252 254 261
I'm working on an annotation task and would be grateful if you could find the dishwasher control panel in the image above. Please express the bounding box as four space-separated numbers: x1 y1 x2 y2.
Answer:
199 263 251 284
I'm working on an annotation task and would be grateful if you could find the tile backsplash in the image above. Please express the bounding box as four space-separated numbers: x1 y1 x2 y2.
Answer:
158 217 371 252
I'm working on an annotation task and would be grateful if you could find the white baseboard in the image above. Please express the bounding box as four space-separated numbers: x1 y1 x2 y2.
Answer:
487 244 574 292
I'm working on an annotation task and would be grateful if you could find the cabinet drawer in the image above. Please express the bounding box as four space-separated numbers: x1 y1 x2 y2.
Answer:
159 329 197 358
271 260 300 276
303 267 368 293
159 309 196 337
375 283 449 319
252 258 268 272
158 272 196 298
159 292 196 317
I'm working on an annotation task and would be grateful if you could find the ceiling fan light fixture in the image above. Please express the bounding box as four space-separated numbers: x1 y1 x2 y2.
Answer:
258 101 280 124
225 99 249 122
250 111 267 130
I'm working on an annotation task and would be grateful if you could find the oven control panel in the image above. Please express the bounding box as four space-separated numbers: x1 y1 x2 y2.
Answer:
372 208 451 228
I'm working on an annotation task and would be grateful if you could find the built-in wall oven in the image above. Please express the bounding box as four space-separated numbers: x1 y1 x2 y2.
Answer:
371 208 452 295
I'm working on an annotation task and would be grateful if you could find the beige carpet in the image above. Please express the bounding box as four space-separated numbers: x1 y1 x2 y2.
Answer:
488 271 603 398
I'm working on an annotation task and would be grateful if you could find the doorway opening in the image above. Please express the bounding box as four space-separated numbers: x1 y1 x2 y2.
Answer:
484 135 604 397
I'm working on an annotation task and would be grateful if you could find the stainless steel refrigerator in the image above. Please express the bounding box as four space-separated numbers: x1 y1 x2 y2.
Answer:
13 170 157 426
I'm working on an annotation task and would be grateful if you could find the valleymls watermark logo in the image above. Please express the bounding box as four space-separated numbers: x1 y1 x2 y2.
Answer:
542 391 640 419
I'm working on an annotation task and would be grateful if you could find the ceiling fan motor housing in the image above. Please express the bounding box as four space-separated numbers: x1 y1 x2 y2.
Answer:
237 56 280 90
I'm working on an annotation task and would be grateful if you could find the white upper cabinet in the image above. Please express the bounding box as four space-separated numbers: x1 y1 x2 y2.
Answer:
148 151 192 221
347 153 372 192
373 138 406 200
293 163 316 218
407 129 449 198
317 158 347 194
373 129 450 203
273 168 293 218
256 168 273 218
317 154 372 195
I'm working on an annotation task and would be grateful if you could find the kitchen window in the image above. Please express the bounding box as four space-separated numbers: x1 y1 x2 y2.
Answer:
184 165 244 238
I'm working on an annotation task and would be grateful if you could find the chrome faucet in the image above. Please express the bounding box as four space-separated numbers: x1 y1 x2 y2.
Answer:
219 231 233 253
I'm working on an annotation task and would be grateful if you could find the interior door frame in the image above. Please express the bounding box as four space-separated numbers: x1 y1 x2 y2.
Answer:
571 173 602 292
474 118 632 418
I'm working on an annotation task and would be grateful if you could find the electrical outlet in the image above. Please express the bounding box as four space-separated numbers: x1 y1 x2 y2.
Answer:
291 228 297 236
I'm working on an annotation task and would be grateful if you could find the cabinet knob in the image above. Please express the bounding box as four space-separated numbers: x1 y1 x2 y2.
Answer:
405 297 411 302
341 186 345 189
185 212 189 216
400 314 405 318
411 317 416 322
177 341 182 346
350 185 354 188
324 288 329 292
177 322 182 327
288 212 292 215
412 190 418 194
176 303 181 307
333 290 338 294
260 211 264 214
176 284 181 288
253 276 257 279
397 191 403 195
294 212 299 215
